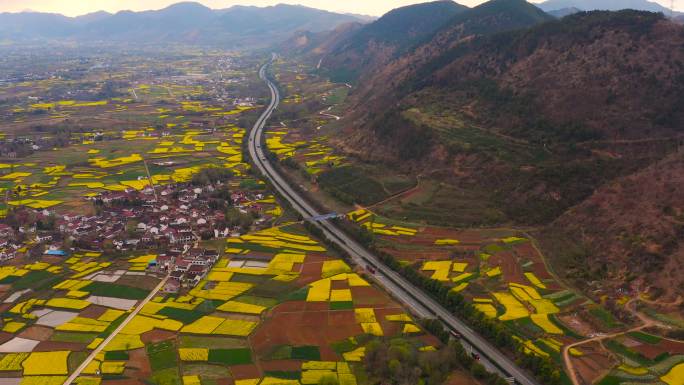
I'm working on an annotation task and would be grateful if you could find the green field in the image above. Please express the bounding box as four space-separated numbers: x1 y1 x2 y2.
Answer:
208 348 252 366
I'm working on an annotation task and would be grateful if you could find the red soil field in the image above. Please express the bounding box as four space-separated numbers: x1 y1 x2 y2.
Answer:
18 325 53 341
379 247 451 262
230 364 261 379
259 359 302 372
141 329 176 344
102 379 146 385
126 348 151 374
494 251 525 285
418 334 443 347
331 280 350 290
0 331 13 345
251 305 364 361
630 338 684 360
296 258 325 286
79 305 108 319
572 343 616 385
34 340 85 352
351 287 395 307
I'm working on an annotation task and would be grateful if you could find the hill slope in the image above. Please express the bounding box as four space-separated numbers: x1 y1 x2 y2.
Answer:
319 1 469 82
346 0 554 110
334 9 684 226
342 0 555 153
313 4 684 300
279 23 364 58
540 150 684 301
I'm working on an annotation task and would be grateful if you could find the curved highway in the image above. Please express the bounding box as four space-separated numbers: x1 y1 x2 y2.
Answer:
249 56 538 385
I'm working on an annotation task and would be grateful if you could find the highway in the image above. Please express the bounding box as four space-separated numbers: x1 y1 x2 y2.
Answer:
249 55 539 385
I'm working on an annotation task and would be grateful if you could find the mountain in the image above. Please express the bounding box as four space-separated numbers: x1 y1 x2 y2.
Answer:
537 0 680 15
336 8 684 226
342 0 554 133
540 150 684 301
280 23 364 58
213 4 362 37
73 11 112 25
546 7 582 17
0 12 75 39
343 13 377 23
319 1 469 82
318 5 684 300
0 2 367 46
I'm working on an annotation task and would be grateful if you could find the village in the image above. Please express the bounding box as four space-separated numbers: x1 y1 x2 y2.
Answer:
0 174 283 294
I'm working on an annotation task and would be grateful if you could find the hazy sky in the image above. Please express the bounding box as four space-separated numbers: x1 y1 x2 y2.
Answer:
0 0 680 16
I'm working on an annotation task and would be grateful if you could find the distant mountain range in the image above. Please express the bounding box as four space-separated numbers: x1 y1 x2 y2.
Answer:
0 2 369 46
537 0 681 16
545 7 582 17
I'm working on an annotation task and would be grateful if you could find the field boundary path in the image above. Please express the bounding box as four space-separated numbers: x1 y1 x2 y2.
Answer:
562 297 678 385
63 275 169 385
248 54 538 385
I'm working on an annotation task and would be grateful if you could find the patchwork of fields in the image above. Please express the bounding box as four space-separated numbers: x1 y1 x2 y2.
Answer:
0 51 454 385
344 209 684 385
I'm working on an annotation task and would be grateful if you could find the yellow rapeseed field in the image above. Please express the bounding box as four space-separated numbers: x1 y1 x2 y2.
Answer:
493 292 529 321
179 349 209 361
102 334 144 351
354 308 376 323
213 319 258 336
216 301 266 314
45 297 90 310
475 304 498 318
530 314 563 334
0 353 29 371
306 278 331 302
452 263 468 273
2 321 25 333
183 375 201 385
385 314 412 322
22 351 70 375
524 272 547 289
330 289 353 302
343 347 365 362
181 316 225 334
403 324 421 334
661 363 684 385
421 261 452 282
20 376 67 385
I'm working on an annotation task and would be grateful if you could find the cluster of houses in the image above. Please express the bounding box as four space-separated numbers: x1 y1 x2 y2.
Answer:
0 177 278 267
152 247 220 293
0 224 23 262
62 183 268 251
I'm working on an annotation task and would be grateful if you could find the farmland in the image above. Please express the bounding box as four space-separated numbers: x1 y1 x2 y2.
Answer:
261 56 684 385
0 46 481 385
